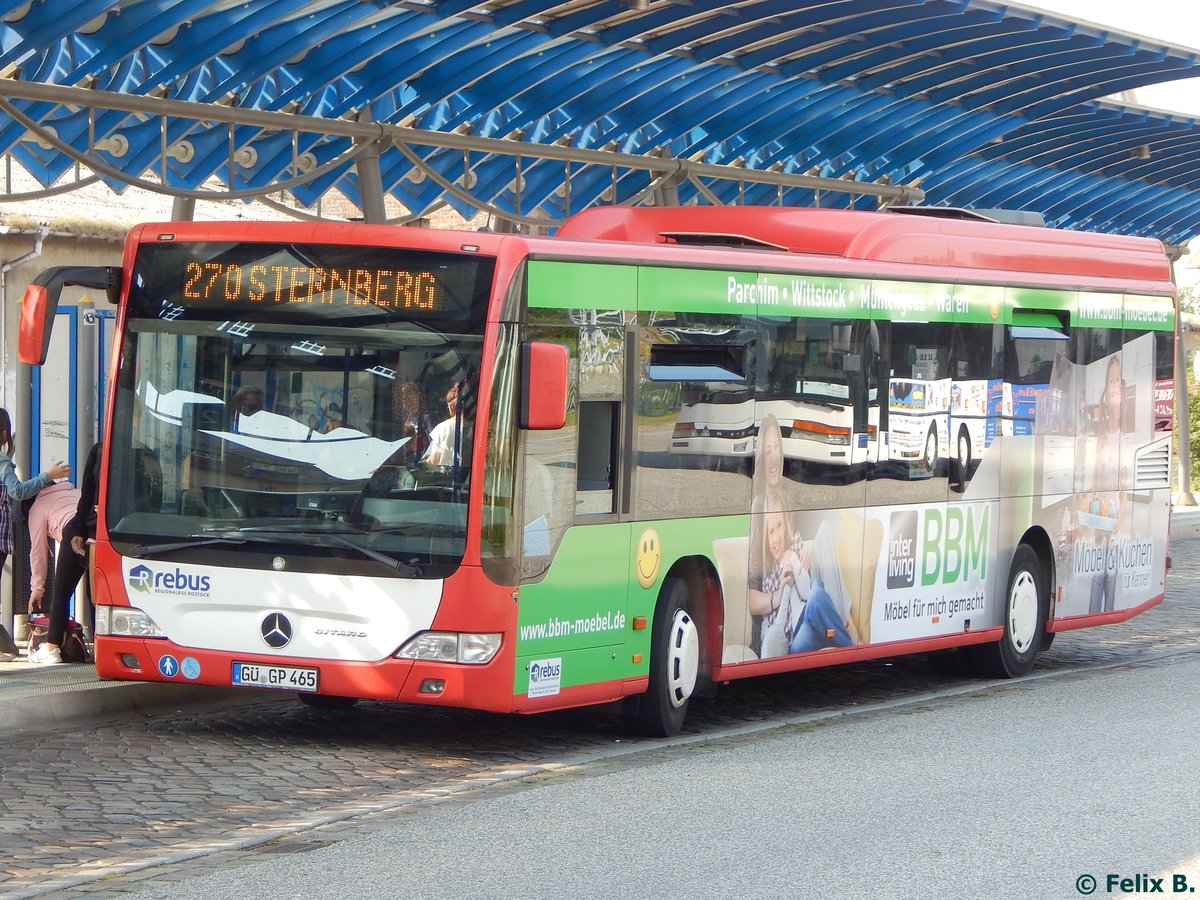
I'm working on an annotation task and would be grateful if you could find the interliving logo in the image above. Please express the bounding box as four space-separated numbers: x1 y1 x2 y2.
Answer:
887 511 918 589
127 564 212 597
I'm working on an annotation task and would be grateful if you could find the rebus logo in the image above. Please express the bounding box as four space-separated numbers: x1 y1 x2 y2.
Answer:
128 565 154 594
126 565 212 595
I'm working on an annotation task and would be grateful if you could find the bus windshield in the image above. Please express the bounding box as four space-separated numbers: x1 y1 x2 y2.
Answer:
106 241 493 575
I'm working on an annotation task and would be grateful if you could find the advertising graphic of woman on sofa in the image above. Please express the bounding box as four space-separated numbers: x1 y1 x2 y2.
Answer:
755 491 859 657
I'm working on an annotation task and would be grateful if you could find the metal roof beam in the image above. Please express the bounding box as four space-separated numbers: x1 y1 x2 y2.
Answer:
0 77 923 205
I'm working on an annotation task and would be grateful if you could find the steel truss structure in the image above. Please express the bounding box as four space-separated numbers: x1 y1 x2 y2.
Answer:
0 1 1197 240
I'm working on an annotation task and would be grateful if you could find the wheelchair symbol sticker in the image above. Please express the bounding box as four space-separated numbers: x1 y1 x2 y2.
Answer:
158 655 179 678
181 657 201 680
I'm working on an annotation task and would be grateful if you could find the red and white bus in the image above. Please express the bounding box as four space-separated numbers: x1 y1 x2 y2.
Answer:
20 206 1175 736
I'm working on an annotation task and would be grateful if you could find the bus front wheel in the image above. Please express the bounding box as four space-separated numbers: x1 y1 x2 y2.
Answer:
964 544 1046 678
629 577 699 738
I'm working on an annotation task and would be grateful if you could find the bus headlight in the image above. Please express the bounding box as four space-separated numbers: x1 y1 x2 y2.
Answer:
459 632 502 664
96 606 168 638
396 632 501 664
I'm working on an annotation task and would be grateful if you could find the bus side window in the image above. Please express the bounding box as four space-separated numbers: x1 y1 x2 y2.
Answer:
577 401 618 515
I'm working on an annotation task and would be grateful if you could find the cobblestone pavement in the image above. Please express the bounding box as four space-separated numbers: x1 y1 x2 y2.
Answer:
3 539 1199 899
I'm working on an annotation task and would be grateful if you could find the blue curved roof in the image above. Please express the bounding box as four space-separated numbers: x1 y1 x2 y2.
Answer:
0 0 1198 242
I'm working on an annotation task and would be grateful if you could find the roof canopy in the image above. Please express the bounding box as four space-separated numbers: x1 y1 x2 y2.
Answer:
0 0 1197 243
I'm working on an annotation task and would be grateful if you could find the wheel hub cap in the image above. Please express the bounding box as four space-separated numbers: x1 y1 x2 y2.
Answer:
667 610 700 708
1008 571 1038 653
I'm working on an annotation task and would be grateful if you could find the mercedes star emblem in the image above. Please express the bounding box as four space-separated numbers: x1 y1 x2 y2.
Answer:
261 612 293 649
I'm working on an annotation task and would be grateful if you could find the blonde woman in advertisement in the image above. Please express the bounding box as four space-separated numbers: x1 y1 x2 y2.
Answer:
755 492 858 657
747 413 785 655
1084 354 1129 614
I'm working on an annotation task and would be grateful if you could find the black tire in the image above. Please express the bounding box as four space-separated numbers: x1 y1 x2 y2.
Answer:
963 544 1047 678
298 693 359 710
951 426 971 492
923 425 939 472
629 577 700 738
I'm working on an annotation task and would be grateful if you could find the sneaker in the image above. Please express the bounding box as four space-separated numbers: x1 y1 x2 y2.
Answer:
0 651 15 662
29 644 62 665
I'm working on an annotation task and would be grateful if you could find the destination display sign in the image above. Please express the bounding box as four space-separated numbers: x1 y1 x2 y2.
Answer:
181 260 444 313
130 242 491 322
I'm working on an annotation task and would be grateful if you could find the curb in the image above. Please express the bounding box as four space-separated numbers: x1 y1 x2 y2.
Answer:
0 676 279 735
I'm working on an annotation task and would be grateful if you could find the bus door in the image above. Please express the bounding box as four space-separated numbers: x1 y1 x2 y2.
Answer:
510 261 645 704
511 291 637 707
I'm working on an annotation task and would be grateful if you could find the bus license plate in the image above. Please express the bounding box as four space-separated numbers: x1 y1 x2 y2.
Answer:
232 662 319 693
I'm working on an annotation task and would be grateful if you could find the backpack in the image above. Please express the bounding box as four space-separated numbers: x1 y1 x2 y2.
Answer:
27 616 92 663
59 623 91 663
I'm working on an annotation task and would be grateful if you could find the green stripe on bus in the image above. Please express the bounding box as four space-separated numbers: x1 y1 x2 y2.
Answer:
1076 292 1175 331
527 260 636 310
528 261 1172 331
1122 294 1175 331
639 267 970 321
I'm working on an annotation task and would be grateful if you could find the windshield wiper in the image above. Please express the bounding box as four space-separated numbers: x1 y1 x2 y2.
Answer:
324 533 421 577
365 522 465 537
128 529 421 577
237 523 350 533
128 530 326 556
227 528 422 577
128 536 248 557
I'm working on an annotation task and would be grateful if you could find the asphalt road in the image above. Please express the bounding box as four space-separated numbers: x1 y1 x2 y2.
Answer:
3 537 1199 899
127 652 1200 900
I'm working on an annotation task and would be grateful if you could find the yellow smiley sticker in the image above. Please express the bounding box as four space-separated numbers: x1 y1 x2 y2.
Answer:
635 527 661 589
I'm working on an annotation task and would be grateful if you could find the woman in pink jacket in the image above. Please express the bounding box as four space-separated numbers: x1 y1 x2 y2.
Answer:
0 407 70 662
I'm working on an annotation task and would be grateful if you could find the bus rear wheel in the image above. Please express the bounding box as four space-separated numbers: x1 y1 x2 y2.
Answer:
629 577 699 738
923 425 939 472
956 427 972 472
951 426 971 491
964 544 1046 678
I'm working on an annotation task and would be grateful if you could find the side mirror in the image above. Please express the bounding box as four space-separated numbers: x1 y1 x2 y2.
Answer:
519 341 569 430
19 266 120 365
